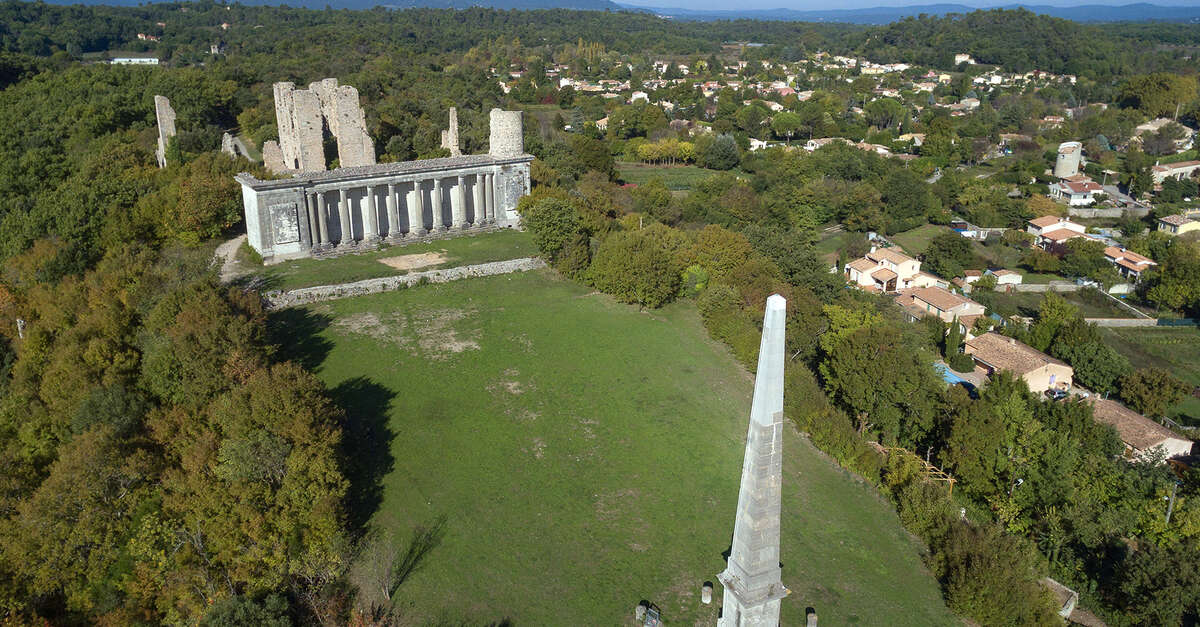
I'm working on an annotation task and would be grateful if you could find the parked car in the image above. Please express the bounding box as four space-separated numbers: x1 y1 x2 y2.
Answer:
1045 389 1070 401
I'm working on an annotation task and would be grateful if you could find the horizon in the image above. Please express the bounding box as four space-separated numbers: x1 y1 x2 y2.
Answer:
616 0 1200 10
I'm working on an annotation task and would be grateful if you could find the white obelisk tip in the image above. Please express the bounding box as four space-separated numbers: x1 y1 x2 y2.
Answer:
766 293 786 313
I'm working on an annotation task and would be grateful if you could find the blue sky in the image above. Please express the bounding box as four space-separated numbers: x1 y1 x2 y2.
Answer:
615 0 1200 9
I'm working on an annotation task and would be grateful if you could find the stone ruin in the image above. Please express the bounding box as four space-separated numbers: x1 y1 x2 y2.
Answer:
237 98 532 264
440 107 462 157
154 95 176 169
263 78 376 173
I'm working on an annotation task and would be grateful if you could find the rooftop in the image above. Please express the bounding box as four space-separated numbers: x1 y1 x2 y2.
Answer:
1159 214 1197 226
1039 228 1090 242
1088 397 1187 452
965 332 1070 376
1029 215 1064 228
866 247 915 266
1152 160 1200 173
236 152 533 190
904 286 976 313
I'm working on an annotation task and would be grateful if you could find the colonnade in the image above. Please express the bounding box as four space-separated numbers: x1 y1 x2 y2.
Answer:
303 171 499 251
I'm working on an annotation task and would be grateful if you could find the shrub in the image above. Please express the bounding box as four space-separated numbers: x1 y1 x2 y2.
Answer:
588 225 684 308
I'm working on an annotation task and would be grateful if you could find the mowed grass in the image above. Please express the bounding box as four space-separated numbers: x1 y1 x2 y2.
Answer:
890 224 950 255
248 229 536 291
273 270 958 625
976 288 1134 318
1100 326 1200 424
616 161 722 190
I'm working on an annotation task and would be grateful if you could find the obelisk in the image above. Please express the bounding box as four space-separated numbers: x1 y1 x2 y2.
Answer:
717 293 788 626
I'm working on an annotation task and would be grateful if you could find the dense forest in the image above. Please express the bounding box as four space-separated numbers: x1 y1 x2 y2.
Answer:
0 2 1198 625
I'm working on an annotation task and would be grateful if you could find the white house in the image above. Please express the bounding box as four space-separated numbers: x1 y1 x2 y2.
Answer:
845 247 942 293
1027 216 1091 250
1048 179 1103 206
1103 246 1157 281
985 268 1023 286
1151 160 1200 186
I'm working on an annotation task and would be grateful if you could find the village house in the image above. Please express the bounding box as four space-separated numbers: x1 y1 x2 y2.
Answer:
1103 246 1157 281
1151 160 1200 186
1087 398 1193 463
1135 118 1195 153
1027 215 1093 250
964 333 1074 394
986 268 1023 286
1048 178 1103 206
845 247 942 293
1158 213 1200 236
893 287 987 338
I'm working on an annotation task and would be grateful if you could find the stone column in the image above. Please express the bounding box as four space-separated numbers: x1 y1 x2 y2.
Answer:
432 179 447 232
317 192 330 248
386 183 401 240
363 185 380 245
452 176 468 230
337 188 353 247
407 183 426 236
306 192 320 248
473 173 486 226
485 173 496 223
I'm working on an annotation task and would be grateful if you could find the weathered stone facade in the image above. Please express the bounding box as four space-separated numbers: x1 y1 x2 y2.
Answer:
440 107 462 157
154 95 176 169
267 78 375 173
488 108 524 158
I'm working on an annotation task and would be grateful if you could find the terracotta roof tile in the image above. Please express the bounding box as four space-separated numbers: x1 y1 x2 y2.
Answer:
965 332 1070 375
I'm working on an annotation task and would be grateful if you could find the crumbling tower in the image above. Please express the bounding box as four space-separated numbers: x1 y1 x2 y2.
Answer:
153 95 177 169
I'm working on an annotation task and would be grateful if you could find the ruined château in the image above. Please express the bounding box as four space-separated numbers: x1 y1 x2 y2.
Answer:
236 79 532 264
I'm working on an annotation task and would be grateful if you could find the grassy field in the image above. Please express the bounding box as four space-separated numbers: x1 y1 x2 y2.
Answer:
976 288 1134 319
246 229 536 291
1100 326 1200 424
889 224 950 255
616 161 722 190
270 270 957 625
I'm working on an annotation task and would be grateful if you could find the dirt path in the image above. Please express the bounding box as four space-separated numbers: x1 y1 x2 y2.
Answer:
214 234 249 283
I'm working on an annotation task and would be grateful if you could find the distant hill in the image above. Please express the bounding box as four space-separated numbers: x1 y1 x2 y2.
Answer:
21 0 1200 23
618 2 1200 23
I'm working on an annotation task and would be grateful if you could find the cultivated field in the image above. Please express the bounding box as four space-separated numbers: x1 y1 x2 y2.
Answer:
616 161 724 190
270 270 957 625
1100 326 1200 424
247 229 536 291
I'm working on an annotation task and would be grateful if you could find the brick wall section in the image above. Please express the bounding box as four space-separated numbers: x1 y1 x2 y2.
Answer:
263 257 546 309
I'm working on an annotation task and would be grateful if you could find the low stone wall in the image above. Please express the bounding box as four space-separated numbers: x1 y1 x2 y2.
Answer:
1084 318 1158 327
264 257 546 309
1069 206 1150 219
1012 282 1081 292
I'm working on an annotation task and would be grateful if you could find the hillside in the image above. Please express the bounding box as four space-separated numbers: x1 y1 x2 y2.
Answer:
269 268 959 624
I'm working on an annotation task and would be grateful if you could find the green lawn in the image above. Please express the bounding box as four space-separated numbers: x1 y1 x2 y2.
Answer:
246 229 536 292
976 288 1134 319
269 270 958 625
616 161 723 190
890 224 950 255
1100 326 1200 425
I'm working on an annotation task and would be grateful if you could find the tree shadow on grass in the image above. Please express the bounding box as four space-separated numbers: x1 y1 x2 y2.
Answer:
266 307 333 372
332 376 398 533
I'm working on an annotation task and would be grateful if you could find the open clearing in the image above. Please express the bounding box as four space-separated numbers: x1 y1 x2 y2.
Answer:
1100 326 1200 424
247 229 536 292
616 161 726 190
270 269 957 625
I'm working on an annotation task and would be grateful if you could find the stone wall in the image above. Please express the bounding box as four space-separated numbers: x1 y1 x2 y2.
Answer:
489 108 523 158
153 95 176 169
1069 206 1150 219
440 107 461 157
263 257 546 309
272 79 375 173
273 82 326 172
